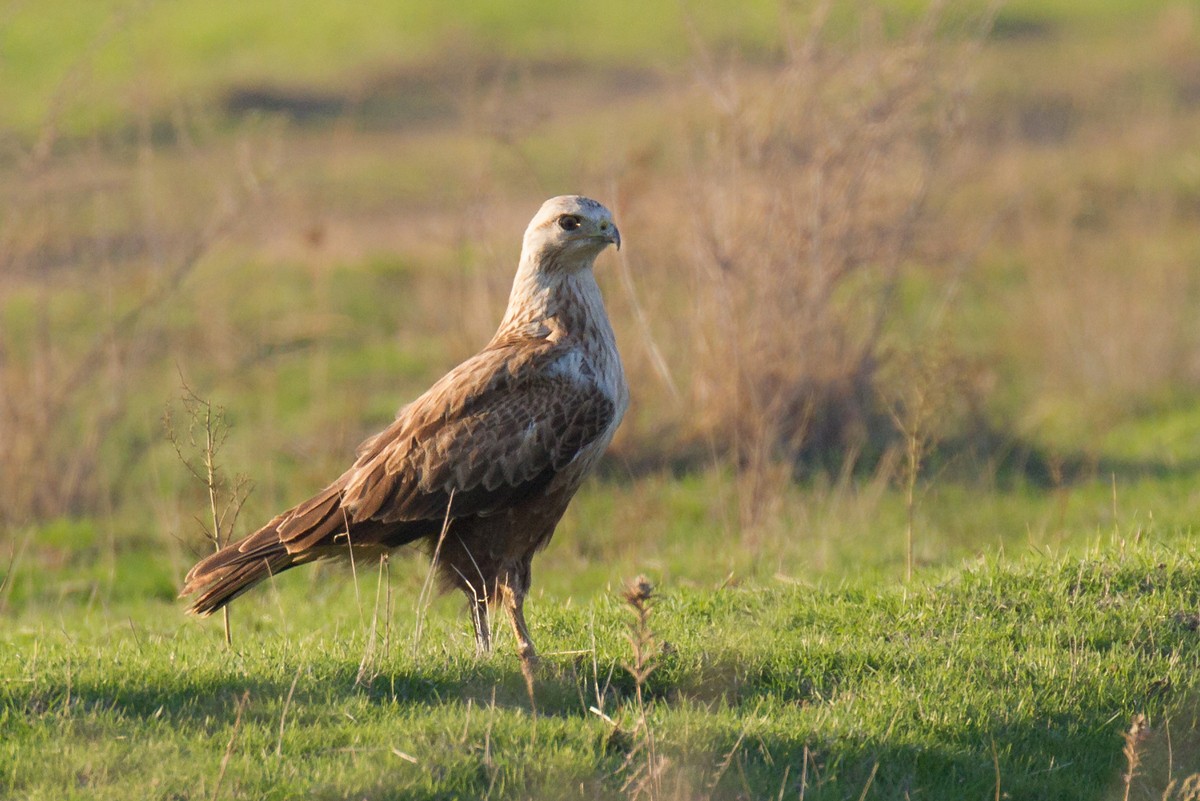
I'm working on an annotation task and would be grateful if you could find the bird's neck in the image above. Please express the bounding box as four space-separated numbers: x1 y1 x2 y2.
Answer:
498 254 607 337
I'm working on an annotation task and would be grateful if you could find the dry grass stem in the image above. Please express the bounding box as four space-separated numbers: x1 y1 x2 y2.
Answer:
412 489 456 657
856 761 880 801
884 343 963 581
356 554 390 686
275 664 302 758
210 690 250 801
1124 713 1148 801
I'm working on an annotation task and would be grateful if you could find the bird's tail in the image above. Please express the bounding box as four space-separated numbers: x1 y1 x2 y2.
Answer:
179 520 298 615
180 483 347 615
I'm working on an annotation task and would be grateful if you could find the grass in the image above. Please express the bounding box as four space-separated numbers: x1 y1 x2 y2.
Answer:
4 0 1200 797
0 0 1183 137
1 0 789 136
3 541 1199 799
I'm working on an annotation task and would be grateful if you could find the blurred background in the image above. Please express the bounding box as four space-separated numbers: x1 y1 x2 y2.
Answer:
2 0 1199 609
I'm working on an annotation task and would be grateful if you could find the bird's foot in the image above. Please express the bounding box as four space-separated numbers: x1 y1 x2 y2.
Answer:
517 641 538 667
517 648 539 715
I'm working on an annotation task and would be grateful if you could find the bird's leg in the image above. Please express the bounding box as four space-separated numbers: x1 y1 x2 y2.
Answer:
501 582 537 666
500 580 538 712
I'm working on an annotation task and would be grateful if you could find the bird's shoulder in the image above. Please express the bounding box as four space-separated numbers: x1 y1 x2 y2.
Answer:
353 327 574 458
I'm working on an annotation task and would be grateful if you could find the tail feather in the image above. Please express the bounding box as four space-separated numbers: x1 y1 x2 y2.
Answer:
180 483 346 615
184 549 295 616
180 480 426 615
180 516 297 615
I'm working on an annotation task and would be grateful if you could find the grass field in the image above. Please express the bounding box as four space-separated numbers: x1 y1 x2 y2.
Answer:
5 542 1200 799
5 0 1173 135
4 0 1200 798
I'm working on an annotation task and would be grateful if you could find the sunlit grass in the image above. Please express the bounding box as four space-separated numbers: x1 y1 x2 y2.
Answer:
4 542 1199 799
3 1 1200 798
2 0 1181 136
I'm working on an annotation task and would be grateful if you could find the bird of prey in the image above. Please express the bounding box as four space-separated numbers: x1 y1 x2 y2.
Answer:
180 195 628 670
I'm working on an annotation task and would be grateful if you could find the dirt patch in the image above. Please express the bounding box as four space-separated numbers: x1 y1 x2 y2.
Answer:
220 58 663 131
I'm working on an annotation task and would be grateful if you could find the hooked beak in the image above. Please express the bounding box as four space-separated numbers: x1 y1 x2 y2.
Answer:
599 221 621 251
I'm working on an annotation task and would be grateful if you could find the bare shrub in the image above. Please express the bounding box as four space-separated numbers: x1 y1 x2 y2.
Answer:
0 106 278 528
622 2 994 489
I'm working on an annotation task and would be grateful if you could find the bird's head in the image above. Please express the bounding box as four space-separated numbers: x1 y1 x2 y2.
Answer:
521 195 620 273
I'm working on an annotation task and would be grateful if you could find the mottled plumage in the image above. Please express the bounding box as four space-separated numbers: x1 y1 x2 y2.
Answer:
180 196 627 665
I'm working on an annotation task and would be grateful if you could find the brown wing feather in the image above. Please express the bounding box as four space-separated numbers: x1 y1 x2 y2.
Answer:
341 340 615 525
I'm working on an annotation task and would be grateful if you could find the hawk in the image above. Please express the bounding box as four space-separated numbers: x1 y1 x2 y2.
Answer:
180 196 628 669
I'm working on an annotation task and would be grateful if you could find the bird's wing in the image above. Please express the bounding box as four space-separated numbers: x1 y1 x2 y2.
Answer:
274 337 615 549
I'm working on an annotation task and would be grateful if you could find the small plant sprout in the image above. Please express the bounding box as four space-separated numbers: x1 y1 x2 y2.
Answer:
619 575 663 801
165 380 252 646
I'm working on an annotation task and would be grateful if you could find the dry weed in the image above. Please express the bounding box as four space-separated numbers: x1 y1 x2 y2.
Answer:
1115 713 1200 801
618 575 664 801
1125 713 1149 801
603 2 997 508
882 340 971 579
0 105 278 528
164 382 253 645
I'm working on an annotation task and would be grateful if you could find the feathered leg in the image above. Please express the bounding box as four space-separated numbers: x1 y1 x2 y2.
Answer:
501 579 538 711
502 586 537 665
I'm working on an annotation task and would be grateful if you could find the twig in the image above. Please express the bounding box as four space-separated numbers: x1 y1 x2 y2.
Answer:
167 380 251 645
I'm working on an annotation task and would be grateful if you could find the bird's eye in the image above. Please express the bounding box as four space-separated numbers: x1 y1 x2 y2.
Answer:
557 215 581 231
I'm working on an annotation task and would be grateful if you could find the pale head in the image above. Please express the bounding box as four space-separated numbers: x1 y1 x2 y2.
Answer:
521 195 620 273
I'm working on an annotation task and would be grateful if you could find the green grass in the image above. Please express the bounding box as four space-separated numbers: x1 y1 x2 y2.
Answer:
1 0 786 135
3 543 1198 799
4 1 1200 797
0 0 1179 136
